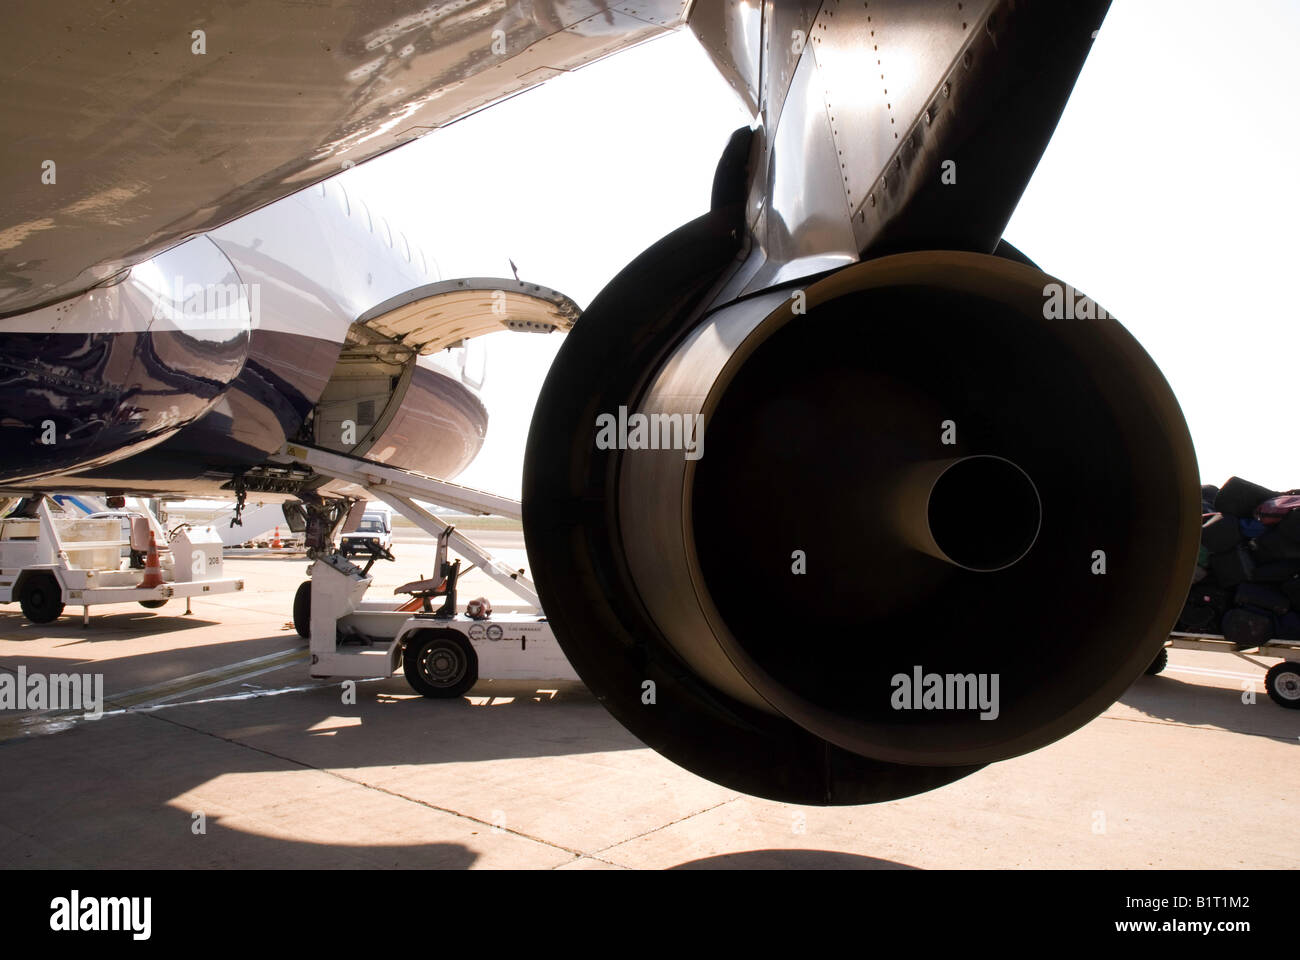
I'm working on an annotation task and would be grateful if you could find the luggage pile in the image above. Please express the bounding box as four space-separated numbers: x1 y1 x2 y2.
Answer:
1179 476 1300 648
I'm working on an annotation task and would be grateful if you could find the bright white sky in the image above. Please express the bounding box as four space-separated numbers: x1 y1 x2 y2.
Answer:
344 0 1300 499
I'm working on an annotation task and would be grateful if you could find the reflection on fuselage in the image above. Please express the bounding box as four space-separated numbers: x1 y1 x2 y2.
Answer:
0 174 486 495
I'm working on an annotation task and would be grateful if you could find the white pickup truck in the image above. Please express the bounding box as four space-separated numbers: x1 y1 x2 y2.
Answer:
339 507 394 559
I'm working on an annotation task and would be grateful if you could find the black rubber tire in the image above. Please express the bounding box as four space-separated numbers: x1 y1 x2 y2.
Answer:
292 581 311 639
19 574 64 624
138 599 167 609
403 631 478 698
1265 661 1300 709
1144 647 1168 675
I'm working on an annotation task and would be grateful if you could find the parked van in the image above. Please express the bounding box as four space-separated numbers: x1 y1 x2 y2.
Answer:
340 505 394 558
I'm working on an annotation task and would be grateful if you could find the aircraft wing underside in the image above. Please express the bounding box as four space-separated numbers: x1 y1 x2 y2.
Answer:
0 0 691 316
1 1 1111 319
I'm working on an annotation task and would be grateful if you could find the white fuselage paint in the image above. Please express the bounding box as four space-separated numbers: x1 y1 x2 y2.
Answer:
0 177 436 350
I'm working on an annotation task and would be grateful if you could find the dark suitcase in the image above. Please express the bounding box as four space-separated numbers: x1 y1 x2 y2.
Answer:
1177 600 1217 631
1200 513 1240 553
1221 607 1274 650
1180 584 1229 633
1278 510 1300 544
1201 484 1220 514
1251 560 1300 582
1191 583 1231 613
1235 582 1290 616
1252 531 1300 564
1279 611 1300 642
1282 575 1300 608
1215 476 1279 517
1255 494 1300 524
1209 546 1255 587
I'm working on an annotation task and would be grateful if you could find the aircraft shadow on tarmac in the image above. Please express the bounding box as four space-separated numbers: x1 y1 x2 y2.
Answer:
668 850 919 870
0 677 651 868
1 785 484 869
0 685 934 869
0 630 288 699
1119 674 1299 742
191 676 640 768
0 610 222 642
24 647 1300 868
16 664 1299 868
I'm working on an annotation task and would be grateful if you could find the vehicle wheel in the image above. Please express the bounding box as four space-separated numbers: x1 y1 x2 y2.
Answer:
293 581 311 639
1265 661 1300 708
1144 647 1168 675
19 574 64 624
403 631 478 698
139 599 167 609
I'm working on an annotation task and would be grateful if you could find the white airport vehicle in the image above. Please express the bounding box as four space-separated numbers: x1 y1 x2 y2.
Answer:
85 509 151 564
275 442 576 696
339 504 394 559
1151 632 1300 709
302 544 575 697
0 498 244 626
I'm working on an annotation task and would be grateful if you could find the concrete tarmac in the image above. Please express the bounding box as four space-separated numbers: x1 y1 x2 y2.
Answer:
0 533 1296 869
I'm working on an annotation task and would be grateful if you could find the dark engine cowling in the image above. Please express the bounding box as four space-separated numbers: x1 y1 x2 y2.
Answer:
523 215 1199 804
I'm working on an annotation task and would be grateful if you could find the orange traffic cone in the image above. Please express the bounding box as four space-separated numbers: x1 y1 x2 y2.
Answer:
140 531 164 588
271 525 282 549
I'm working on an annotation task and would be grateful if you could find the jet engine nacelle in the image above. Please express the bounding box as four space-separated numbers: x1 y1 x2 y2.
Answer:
523 217 1199 804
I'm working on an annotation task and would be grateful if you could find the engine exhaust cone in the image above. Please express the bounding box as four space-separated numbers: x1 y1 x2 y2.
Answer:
524 225 1198 803
896 455 1041 572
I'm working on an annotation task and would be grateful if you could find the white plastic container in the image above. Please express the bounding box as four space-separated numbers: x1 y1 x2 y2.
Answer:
172 526 224 582
55 518 123 571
